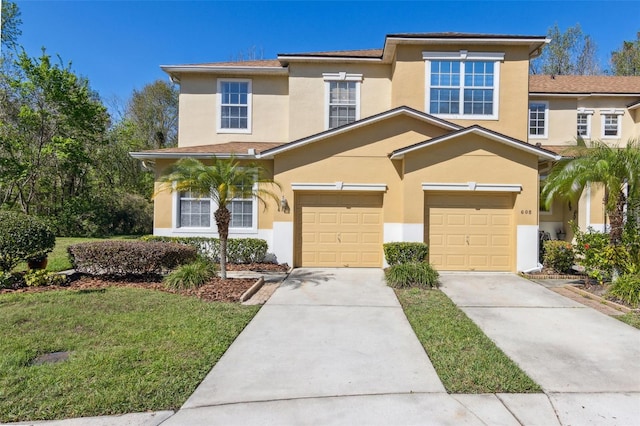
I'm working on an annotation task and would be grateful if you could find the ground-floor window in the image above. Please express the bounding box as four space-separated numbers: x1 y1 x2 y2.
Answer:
179 192 211 228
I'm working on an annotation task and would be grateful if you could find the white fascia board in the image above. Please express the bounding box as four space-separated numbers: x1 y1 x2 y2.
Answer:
277 55 381 63
257 108 461 159
388 36 549 45
292 182 387 192
422 182 522 192
391 127 561 161
160 65 288 76
129 152 256 160
530 93 640 98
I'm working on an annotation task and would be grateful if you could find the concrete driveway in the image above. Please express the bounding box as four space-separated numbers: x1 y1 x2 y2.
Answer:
440 273 640 423
163 268 487 425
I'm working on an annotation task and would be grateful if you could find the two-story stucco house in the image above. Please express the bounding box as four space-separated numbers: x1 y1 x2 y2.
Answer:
132 32 570 272
527 75 640 241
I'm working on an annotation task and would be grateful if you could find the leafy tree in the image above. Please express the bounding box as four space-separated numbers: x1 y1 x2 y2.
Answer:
126 79 178 149
542 139 640 246
611 32 640 76
1 0 22 52
531 23 601 75
158 157 280 278
0 50 109 218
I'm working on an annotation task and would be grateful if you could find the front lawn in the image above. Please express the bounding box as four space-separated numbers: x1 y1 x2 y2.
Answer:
0 287 259 422
396 288 541 394
617 312 640 329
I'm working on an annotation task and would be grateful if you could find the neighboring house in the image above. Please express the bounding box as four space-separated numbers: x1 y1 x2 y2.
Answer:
528 75 640 240
132 32 567 272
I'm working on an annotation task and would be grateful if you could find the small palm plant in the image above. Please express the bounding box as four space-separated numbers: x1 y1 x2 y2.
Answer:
158 157 280 279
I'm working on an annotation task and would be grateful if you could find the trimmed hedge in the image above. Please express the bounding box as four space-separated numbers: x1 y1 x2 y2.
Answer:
0 211 56 272
141 236 268 263
68 241 197 276
383 242 429 266
385 262 439 289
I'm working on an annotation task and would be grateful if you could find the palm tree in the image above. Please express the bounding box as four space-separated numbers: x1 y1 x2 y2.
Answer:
542 139 640 245
158 157 280 279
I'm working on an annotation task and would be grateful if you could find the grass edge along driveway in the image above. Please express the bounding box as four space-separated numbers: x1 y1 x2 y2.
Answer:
0 287 260 423
396 288 542 394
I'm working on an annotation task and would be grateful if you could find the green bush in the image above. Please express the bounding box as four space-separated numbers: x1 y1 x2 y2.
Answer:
164 259 218 290
24 270 67 287
141 236 268 263
607 274 640 308
543 240 575 273
0 211 56 272
383 242 429 265
0 272 22 289
385 262 439 289
68 241 197 276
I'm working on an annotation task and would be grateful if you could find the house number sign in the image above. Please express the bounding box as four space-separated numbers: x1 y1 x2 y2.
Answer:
520 210 533 215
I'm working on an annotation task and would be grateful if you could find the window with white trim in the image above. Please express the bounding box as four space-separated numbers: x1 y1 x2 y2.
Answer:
577 113 590 138
217 79 251 133
323 72 362 129
424 51 503 120
178 192 211 228
227 182 254 228
528 102 548 138
602 112 622 138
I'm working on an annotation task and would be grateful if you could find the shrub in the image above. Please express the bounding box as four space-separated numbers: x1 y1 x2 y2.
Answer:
24 270 67 287
0 272 22 289
164 259 218 290
543 240 575 273
227 238 268 263
385 262 439 289
68 241 197 276
607 274 640 308
383 242 429 266
141 236 268 263
0 211 56 272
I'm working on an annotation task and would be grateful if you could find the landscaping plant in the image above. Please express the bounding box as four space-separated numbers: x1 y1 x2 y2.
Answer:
607 274 640 308
542 240 575 274
385 262 439 289
0 211 55 272
164 258 218 289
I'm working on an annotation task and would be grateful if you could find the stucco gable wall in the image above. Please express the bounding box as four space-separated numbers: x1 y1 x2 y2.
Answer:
401 135 539 225
178 74 289 147
287 62 392 140
391 44 531 140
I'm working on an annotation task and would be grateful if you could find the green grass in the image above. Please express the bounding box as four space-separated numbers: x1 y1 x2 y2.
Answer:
616 312 640 329
0 287 259 422
396 288 542 394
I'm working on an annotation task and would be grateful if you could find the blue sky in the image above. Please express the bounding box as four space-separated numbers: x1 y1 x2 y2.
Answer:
13 1 640 109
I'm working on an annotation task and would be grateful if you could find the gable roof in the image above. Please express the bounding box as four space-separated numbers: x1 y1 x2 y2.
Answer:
529 75 640 95
257 106 463 158
389 125 561 161
129 142 283 160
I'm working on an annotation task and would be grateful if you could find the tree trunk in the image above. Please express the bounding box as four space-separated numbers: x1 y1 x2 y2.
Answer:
609 192 626 246
214 206 231 279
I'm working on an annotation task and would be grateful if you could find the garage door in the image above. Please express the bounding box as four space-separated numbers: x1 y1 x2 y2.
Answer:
296 193 383 267
426 193 514 271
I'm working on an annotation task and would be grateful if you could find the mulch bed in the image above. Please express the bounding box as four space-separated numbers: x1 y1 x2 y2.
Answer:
1 263 289 302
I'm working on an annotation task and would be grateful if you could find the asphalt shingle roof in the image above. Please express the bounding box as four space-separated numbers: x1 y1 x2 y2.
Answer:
529 75 640 94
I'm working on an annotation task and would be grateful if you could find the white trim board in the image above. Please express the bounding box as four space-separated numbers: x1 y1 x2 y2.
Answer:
422 182 522 192
292 182 387 192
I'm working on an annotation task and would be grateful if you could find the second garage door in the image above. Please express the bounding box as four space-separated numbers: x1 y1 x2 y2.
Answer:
296 193 383 267
426 193 514 271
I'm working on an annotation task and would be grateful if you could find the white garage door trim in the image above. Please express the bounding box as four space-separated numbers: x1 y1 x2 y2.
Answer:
292 182 387 191
422 182 522 192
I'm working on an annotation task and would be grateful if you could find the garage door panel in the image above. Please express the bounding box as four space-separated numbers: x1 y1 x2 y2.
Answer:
297 193 383 267
427 194 513 272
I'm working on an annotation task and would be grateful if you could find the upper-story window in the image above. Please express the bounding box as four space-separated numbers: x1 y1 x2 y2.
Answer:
601 110 623 139
424 51 503 120
576 109 593 139
217 79 252 133
323 72 362 129
528 102 548 139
